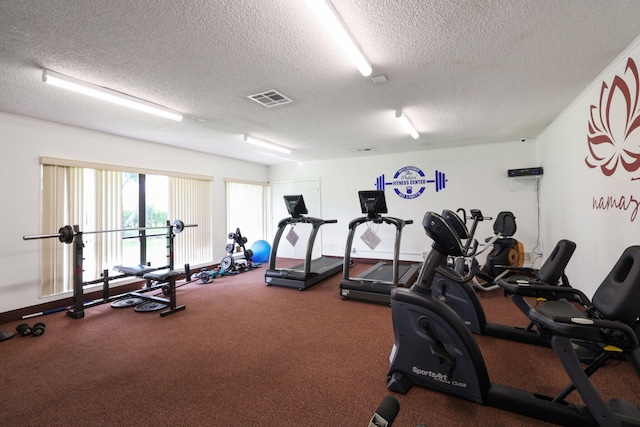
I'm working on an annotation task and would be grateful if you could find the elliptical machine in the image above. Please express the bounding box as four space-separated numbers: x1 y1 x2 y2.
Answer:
387 211 640 426
442 208 524 291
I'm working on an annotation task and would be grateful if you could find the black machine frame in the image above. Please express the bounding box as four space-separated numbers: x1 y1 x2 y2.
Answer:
23 220 195 318
340 190 420 305
386 212 640 427
265 195 343 290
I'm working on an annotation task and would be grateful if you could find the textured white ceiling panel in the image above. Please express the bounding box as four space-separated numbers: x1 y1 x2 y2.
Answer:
1 0 640 165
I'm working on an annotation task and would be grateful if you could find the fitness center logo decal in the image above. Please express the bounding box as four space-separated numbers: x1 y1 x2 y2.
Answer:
375 165 447 199
586 56 640 221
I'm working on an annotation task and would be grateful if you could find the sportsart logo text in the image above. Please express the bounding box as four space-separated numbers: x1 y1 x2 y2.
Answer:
412 366 467 388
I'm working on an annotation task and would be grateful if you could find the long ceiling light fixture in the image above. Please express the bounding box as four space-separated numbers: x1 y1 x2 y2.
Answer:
42 69 183 121
244 135 292 155
305 0 372 77
396 110 419 139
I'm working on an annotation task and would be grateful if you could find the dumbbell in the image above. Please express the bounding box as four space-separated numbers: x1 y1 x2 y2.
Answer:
16 322 46 337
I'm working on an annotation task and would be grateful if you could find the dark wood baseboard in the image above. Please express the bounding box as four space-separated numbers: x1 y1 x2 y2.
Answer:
0 278 151 325
0 257 420 325
0 267 204 325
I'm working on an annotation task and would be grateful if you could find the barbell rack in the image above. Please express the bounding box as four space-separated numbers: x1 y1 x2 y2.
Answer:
23 219 196 244
23 220 197 319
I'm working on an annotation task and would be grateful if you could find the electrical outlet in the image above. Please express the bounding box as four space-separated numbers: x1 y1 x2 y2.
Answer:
524 252 532 262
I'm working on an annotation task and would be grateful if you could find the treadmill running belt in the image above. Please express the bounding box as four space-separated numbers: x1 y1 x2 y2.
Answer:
361 264 412 281
287 256 342 272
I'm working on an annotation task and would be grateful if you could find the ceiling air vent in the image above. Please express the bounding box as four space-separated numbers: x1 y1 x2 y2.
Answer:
247 89 293 108
353 147 374 152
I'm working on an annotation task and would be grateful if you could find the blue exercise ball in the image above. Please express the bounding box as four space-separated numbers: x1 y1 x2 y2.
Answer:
250 240 271 263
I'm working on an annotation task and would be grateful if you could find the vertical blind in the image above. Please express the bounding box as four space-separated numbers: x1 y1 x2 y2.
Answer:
41 165 66 295
40 162 213 296
169 176 213 267
225 180 270 245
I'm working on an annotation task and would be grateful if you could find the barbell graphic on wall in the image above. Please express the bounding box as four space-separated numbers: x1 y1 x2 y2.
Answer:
375 170 448 193
23 220 197 244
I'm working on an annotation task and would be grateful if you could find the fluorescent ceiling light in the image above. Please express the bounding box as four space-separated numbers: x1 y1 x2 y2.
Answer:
305 0 372 77
396 110 419 139
42 69 183 121
244 135 292 155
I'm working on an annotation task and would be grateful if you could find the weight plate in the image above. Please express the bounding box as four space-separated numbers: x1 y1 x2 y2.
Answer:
228 232 235 239
58 225 74 244
220 255 233 271
111 297 144 308
225 243 234 253
134 301 168 312
173 219 184 234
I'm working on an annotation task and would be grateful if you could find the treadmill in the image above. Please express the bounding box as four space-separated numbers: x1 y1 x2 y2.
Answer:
340 190 420 305
265 194 343 290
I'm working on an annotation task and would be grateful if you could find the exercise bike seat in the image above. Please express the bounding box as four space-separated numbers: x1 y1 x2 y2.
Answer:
493 211 517 238
498 239 577 295
511 246 640 347
535 240 577 285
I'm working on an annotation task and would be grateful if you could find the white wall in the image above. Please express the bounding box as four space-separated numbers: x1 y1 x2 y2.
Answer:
537 36 640 298
11 29 640 314
0 112 268 313
268 141 540 266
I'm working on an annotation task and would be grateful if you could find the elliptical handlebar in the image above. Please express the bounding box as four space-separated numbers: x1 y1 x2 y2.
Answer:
456 207 492 224
469 208 492 222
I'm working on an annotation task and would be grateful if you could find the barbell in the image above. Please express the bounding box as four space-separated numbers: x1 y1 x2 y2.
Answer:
23 220 197 244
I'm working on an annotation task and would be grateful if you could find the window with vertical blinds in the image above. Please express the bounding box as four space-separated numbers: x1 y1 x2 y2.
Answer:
225 180 270 245
39 159 213 297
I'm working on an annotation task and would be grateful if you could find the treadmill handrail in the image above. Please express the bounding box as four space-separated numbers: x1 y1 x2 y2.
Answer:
343 215 413 285
269 215 338 275
277 215 337 228
347 215 412 230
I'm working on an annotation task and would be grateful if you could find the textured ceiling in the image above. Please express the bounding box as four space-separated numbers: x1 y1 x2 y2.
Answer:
1 0 640 166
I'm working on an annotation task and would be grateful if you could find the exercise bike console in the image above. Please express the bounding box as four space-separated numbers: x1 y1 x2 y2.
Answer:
422 212 463 258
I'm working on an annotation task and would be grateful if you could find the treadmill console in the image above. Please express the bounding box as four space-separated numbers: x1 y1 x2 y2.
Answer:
284 195 308 219
358 190 388 219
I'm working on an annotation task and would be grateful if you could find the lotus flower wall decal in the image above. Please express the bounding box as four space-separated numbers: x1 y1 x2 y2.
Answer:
586 57 640 179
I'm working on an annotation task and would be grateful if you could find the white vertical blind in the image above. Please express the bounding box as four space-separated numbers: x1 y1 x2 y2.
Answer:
40 161 213 297
225 180 269 246
40 165 66 295
93 169 122 277
169 176 212 267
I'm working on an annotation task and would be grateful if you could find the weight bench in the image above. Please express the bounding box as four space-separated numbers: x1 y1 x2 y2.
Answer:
114 264 165 289
113 270 185 317
114 264 159 276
